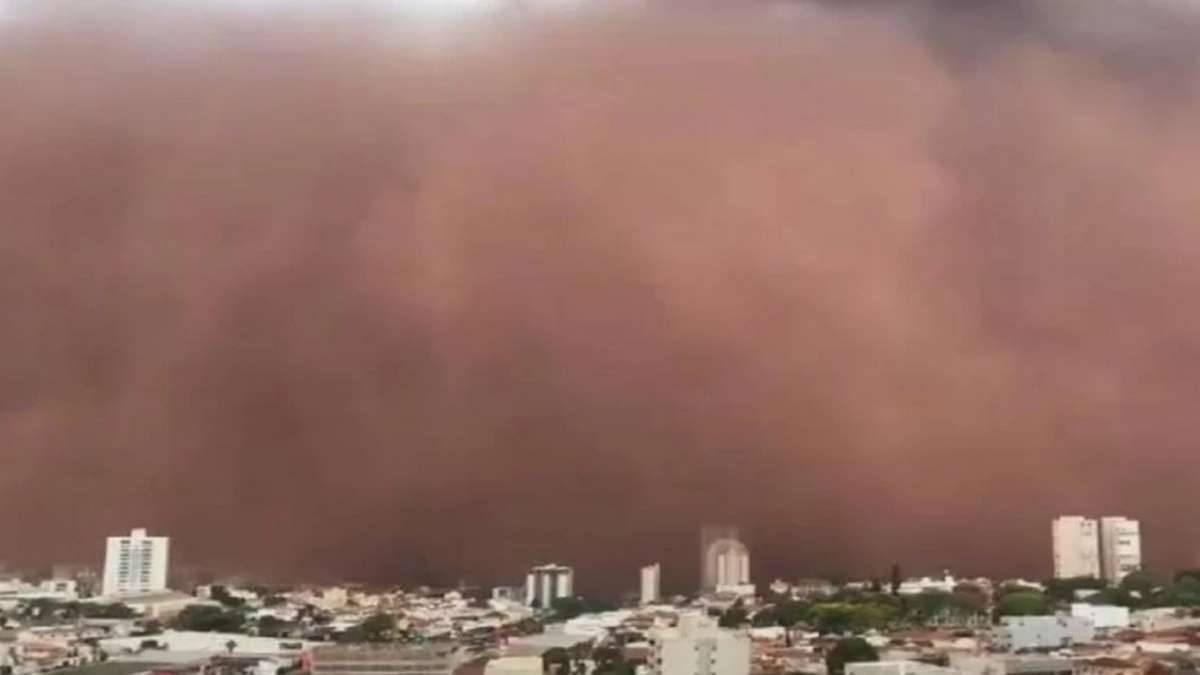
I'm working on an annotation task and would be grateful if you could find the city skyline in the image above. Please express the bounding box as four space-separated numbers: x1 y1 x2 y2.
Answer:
1 515 1166 597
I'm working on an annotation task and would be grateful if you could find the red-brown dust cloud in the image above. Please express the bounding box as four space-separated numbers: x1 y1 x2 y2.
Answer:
2 0 1200 592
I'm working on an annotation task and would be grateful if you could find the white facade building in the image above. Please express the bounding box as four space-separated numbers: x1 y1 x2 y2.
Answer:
1071 604 1131 631
641 564 662 605
101 528 169 597
993 616 1096 652
525 564 573 609
898 572 958 595
647 613 750 675
1052 517 1100 579
1099 517 1141 584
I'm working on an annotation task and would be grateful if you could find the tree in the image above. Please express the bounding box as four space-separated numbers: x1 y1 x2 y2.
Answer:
809 603 893 635
550 597 615 621
776 600 811 628
904 592 952 625
210 586 246 609
171 605 245 633
258 616 290 638
543 647 572 675
825 637 879 675
811 604 856 635
751 607 781 627
1044 577 1105 604
996 592 1049 617
83 603 137 620
889 565 902 596
1082 588 1125 606
336 626 367 643
592 645 633 675
718 600 749 628
359 613 397 643
849 604 896 632
551 597 588 621
225 640 237 655
1158 576 1200 607
1120 571 1159 597
948 586 987 617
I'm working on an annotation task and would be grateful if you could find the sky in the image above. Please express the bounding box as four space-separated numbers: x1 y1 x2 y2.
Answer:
2 0 1200 595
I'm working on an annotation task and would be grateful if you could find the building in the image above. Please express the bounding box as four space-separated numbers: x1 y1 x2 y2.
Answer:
846 663 959 675
1075 658 1140 675
647 613 749 675
116 591 211 619
310 645 454 675
1099 517 1141 584
102 529 169 597
700 526 750 593
993 616 1095 652
101 630 317 659
491 586 524 602
1131 607 1200 632
641 564 661 605
897 572 957 595
1070 604 1130 631
39 579 78 598
700 526 749 592
503 631 592 657
1052 517 1100 579
525 564 573 609
484 657 543 675
792 579 836 598
950 655 1075 675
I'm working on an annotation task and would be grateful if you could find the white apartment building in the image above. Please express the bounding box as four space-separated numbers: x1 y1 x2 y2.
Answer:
525 564 573 609
101 528 169 597
647 614 750 675
641 563 662 605
1052 517 1100 579
1099 517 1141 584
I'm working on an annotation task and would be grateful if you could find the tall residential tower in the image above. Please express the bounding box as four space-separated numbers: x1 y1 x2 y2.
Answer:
700 525 750 593
641 563 662 605
525 564 573 609
101 528 170 597
1099 517 1142 584
1052 516 1100 579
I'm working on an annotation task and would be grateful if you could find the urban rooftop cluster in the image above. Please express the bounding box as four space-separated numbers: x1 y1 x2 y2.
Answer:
5 518 1200 675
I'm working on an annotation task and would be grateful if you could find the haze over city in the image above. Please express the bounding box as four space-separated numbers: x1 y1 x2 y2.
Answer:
4 0 1200 593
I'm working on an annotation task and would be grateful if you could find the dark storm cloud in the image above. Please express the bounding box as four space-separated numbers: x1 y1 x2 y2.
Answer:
2 0 1200 593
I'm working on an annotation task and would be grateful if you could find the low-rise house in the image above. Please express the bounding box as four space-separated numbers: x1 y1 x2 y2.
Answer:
1133 611 1200 634
1075 657 1140 675
484 656 543 675
101 630 317 659
845 662 959 675
309 644 457 675
951 655 1075 675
